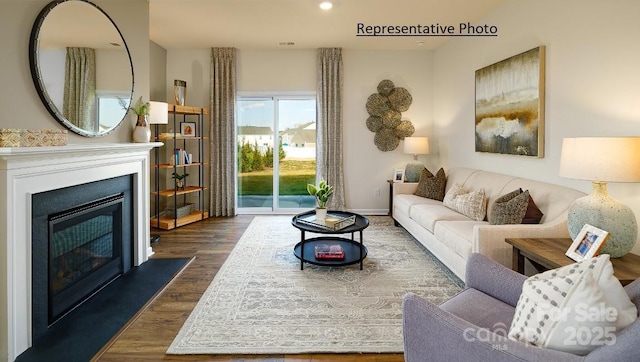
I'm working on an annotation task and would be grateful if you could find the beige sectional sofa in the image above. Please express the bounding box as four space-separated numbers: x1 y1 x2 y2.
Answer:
392 167 586 280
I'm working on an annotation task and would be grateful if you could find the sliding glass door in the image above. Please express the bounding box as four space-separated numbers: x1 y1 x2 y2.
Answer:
237 95 316 213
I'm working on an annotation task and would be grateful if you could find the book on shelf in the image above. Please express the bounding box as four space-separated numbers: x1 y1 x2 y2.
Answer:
171 148 192 166
315 243 345 259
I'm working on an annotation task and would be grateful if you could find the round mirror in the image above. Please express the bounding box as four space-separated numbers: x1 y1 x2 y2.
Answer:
29 0 134 137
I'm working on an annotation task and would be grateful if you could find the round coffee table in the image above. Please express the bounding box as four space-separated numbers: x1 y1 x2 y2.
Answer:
291 210 369 270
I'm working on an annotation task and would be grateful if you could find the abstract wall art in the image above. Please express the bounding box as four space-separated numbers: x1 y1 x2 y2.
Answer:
475 46 546 157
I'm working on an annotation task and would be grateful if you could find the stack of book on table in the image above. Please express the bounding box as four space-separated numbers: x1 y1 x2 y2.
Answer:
315 243 345 259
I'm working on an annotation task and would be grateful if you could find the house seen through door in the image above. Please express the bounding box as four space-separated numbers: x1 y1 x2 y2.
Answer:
236 96 317 213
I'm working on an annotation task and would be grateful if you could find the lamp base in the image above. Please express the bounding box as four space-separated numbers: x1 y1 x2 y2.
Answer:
567 182 637 258
404 161 424 183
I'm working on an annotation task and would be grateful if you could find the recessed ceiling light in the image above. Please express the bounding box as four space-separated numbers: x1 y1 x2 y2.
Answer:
319 1 333 10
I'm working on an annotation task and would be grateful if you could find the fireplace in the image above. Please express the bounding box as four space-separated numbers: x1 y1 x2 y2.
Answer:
0 143 158 361
31 174 134 343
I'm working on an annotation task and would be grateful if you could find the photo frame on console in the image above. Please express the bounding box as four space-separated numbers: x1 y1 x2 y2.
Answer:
393 169 405 183
565 224 610 262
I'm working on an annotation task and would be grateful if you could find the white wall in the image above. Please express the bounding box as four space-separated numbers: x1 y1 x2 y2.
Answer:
165 48 433 213
343 50 433 213
433 0 640 253
0 0 150 143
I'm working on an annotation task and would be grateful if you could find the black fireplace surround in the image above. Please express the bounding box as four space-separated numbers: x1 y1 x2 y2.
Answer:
31 175 133 343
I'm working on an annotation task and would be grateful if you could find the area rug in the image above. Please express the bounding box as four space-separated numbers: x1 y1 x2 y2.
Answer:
167 215 463 355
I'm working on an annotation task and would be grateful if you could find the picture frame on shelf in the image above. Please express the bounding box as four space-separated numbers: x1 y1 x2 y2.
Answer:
393 169 404 183
180 122 196 137
565 224 610 262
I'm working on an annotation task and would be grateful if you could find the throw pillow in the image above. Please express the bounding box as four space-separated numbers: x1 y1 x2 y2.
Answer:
414 167 446 201
508 254 638 355
443 183 487 221
522 194 544 224
489 189 530 225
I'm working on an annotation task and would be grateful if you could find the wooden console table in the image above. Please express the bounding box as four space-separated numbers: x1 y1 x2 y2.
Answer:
505 237 640 286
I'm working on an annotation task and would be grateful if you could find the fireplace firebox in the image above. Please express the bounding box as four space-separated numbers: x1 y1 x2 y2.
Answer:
31 175 133 343
48 193 124 324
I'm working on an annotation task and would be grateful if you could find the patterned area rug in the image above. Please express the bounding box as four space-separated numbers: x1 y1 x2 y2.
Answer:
167 215 463 355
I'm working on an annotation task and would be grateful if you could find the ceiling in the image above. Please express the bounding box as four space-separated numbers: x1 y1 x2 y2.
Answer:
149 0 505 50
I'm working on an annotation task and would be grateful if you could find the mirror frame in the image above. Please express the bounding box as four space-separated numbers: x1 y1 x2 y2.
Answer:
29 0 134 137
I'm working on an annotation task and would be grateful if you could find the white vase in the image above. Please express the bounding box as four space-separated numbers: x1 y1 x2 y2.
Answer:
133 125 150 143
133 115 151 143
316 208 327 221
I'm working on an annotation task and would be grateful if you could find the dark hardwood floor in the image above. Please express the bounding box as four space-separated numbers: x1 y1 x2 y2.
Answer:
95 216 404 361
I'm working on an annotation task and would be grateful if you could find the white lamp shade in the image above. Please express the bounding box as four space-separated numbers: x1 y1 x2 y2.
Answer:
148 101 168 125
403 137 429 155
559 137 640 182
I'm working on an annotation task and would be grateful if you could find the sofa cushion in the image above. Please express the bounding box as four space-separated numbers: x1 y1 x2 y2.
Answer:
433 220 484 259
414 168 446 201
441 288 515 334
394 194 437 217
508 254 638 355
443 183 487 221
409 203 471 233
489 189 530 225
523 195 544 224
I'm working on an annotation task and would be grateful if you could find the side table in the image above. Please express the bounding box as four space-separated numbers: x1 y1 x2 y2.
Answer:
387 180 394 217
505 237 640 286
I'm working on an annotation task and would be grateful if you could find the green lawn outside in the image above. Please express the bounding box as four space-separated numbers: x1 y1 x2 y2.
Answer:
238 160 315 195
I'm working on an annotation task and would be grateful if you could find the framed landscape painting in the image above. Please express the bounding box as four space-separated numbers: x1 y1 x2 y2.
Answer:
475 46 545 157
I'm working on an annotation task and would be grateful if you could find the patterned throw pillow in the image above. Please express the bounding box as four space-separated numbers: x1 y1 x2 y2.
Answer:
414 168 446 201
442 183 486 221
508 255 637 355
489 189 530 225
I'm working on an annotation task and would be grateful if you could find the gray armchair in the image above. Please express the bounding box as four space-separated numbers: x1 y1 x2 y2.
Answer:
402 253 640 362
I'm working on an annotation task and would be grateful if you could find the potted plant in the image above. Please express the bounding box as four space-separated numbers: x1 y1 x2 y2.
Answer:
172 172 189 190
307 178 334 221
118 96 151 142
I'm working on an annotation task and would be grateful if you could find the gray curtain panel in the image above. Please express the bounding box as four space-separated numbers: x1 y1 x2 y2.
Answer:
209 47 237 216
316 48 345 210
63 47 96 131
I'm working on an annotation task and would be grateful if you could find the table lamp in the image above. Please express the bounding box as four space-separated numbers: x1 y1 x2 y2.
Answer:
148 101 168 243
559 137 640 257
403 137 429 182
149 101 169 129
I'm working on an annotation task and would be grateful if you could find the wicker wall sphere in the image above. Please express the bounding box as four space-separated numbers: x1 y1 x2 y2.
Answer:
374 128 400 152
396 120 415 138
366 79 414 151
366 116 384 132
388 88 412 112
377 79 396 95
365 93 390 117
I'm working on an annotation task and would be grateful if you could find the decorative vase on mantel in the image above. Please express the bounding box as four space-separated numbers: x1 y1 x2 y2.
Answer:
133 115 151 143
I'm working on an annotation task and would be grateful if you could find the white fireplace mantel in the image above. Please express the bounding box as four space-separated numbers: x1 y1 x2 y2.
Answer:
0 142 161 362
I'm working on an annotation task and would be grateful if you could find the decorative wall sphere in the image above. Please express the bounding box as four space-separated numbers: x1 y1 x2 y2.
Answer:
388 87 412 112
395 120 415 139
366 116 383 132
374 128 400 152
365 93 389 117
365 79 414 151
382 109 402 128
377 79 395 96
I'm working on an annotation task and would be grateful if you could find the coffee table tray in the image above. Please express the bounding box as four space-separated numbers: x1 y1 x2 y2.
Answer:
295 213 356 231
